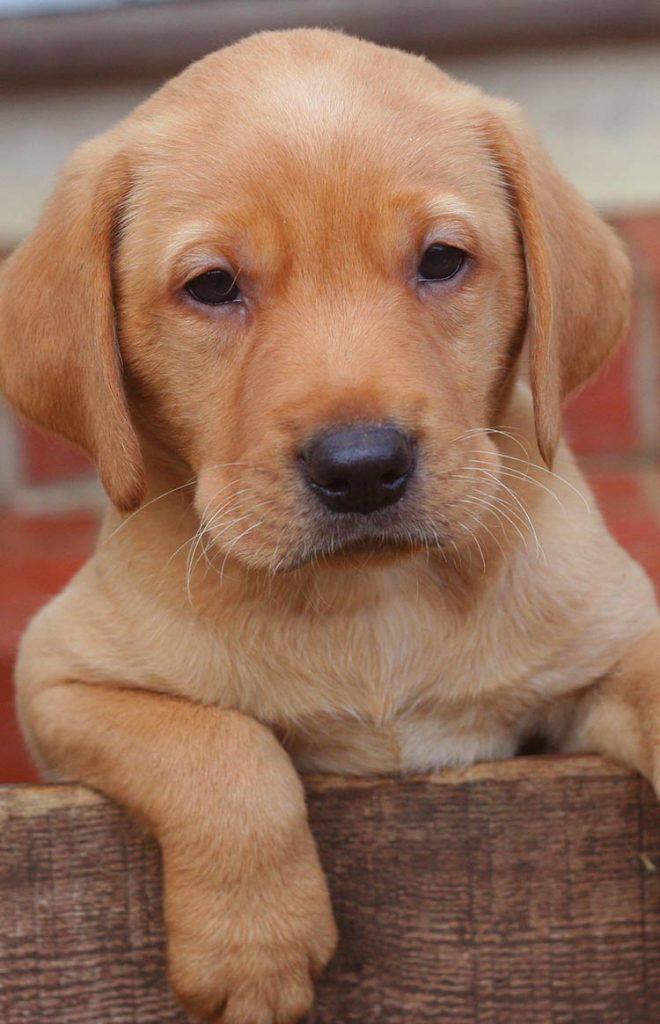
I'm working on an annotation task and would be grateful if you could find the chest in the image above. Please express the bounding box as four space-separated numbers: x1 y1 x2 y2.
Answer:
129 547 637 774
185 573 580 772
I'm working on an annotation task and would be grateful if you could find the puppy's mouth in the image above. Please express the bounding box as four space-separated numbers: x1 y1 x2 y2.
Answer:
281 518 443 572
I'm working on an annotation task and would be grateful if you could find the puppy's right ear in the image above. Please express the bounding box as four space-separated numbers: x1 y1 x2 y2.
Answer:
0 136 145 512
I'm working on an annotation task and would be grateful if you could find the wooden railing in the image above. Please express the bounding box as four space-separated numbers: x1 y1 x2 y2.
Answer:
1 755 659 1023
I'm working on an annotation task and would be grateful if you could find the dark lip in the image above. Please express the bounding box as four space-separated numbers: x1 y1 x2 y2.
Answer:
279 527 443 572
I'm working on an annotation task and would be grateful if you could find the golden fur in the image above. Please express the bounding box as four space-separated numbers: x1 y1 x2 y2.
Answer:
1 29 658 1024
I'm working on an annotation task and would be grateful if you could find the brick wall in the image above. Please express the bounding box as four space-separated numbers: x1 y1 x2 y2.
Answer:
563 214 660 460
0 406 99 514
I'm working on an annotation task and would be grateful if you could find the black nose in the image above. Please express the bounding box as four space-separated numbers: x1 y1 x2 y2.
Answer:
301 425 415 514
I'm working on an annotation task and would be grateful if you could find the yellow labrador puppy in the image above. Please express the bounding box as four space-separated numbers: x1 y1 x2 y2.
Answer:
1 28 658 1024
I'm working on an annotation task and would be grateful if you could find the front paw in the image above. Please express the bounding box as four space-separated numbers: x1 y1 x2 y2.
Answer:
164 830 337 1023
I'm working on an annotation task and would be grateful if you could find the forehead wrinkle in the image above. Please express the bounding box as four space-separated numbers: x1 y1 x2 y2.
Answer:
156 209 294 294
138 111 505 290
155 222 240 292
422 196 479 227
161 222 228 267
416 197 484 255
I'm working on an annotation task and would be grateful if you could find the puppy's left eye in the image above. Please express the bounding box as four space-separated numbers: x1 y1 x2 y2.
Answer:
185 269 241 305
418 244 466 282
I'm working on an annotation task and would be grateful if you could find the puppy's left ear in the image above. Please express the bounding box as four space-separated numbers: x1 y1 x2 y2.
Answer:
481 100 632 465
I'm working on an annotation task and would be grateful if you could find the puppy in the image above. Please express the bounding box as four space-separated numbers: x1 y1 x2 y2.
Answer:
1 28 659 1024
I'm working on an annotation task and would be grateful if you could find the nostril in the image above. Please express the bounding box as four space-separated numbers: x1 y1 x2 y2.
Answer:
381 470 405 487
323 475 350 496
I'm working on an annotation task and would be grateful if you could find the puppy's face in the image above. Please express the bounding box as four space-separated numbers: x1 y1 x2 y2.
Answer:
116 38 525 571
0 31 630 572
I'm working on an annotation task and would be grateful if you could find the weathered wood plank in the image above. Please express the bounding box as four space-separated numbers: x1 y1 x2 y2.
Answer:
1 755 659 1023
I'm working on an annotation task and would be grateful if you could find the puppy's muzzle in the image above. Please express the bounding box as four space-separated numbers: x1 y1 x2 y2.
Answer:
300 424 415 515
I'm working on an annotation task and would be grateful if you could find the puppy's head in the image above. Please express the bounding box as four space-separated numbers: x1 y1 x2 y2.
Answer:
0 30 631 572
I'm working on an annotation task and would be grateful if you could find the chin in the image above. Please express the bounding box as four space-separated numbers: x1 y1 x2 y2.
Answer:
276 528 443 574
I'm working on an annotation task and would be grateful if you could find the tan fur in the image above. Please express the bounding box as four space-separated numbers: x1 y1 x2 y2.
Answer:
1 29 658 1024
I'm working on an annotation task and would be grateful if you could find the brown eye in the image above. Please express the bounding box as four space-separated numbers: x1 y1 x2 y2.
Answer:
418 244 466 282
185 269 240 305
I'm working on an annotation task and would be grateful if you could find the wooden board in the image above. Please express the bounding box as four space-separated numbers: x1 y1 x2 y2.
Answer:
1 755 659 1023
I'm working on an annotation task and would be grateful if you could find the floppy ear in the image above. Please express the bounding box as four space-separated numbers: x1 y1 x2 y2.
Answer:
481 100 632 465
0 136 145 512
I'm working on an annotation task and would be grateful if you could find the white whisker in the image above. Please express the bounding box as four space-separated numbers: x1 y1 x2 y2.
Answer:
466 464 544 561
455 499 507 560
449 426 530 457
455 490 530 553
470 449 591 512
104 478 196 543
466 454 564 508
218 521 264 580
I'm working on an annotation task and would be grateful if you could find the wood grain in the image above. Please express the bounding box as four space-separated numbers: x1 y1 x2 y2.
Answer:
1 755 659 1023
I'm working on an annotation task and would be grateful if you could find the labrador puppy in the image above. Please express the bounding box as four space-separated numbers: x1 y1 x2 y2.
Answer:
1 28 659 1024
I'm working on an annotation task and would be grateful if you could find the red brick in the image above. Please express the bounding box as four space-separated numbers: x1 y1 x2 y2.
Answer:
0 513 97 783
0 510 98 561
586 471 639 506
0 654 38 783
0 512 98 657
614 215 660 457
563 329 637 457
614 213 660 284
586 469 660 591
19 420 92 485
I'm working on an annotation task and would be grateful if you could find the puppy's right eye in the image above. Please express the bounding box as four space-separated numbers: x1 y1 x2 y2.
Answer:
185 269 241 305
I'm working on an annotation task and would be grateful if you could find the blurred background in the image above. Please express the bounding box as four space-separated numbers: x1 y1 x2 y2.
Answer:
1 0 659 782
